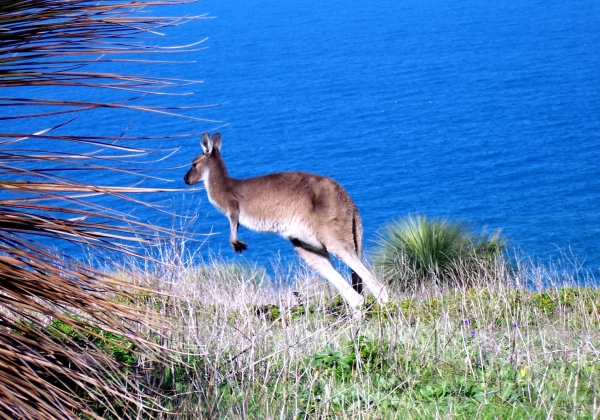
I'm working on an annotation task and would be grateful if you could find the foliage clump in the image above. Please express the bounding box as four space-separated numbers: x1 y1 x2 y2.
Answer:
0 1 204 418
373 214 506 290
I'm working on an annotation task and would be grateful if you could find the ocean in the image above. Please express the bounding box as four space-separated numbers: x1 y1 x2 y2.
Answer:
5 0 600 274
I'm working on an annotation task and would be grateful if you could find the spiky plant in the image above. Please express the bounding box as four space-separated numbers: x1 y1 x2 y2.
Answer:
373 215 506 290
0 1 207 418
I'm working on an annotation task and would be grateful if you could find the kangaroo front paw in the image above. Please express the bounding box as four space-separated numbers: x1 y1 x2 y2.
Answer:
231 239 248 254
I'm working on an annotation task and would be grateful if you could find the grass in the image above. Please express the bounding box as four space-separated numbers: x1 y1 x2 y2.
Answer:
72 246 599 419
374 215 506 290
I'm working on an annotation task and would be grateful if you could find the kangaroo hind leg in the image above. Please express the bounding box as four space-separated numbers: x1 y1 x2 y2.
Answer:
351 271 363 295
331 247 389 305
291 240 364 309
351 210 363 295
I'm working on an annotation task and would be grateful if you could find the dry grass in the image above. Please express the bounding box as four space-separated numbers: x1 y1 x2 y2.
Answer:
118 241 600 419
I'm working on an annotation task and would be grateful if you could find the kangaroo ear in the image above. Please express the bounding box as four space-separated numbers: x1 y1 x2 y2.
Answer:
200 132 213 155
211 133 222 151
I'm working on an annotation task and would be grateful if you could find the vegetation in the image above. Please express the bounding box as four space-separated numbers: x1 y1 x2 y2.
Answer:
84 251 599 419
374 215 506 290
0 1 206 418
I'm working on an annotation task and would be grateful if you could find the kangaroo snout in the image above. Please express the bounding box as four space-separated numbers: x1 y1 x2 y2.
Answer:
183 169 199 186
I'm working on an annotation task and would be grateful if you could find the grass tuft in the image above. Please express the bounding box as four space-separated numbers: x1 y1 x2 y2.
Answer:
373 214 506 291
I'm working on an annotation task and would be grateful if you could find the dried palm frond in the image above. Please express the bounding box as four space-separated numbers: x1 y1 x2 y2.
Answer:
0 1 208 418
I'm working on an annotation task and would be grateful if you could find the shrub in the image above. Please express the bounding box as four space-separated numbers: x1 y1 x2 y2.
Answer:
0 1 203 418
373 215 506 290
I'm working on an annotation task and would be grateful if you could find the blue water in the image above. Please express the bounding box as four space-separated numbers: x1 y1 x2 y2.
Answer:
4 0 600 273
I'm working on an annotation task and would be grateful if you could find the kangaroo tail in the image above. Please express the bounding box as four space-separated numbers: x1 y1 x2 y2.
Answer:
351 207 364 295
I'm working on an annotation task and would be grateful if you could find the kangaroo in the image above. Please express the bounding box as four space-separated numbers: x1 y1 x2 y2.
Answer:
183 132 389 309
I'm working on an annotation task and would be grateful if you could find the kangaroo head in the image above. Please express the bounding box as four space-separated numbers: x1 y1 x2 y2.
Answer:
183 132 222 185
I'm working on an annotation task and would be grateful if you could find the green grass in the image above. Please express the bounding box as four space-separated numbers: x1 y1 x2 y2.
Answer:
65 251 599 419
374 215 506 290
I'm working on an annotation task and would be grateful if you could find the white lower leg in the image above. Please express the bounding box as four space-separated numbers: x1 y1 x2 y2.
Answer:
296 248 364 309
344 255 389 304
319 264 365 309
